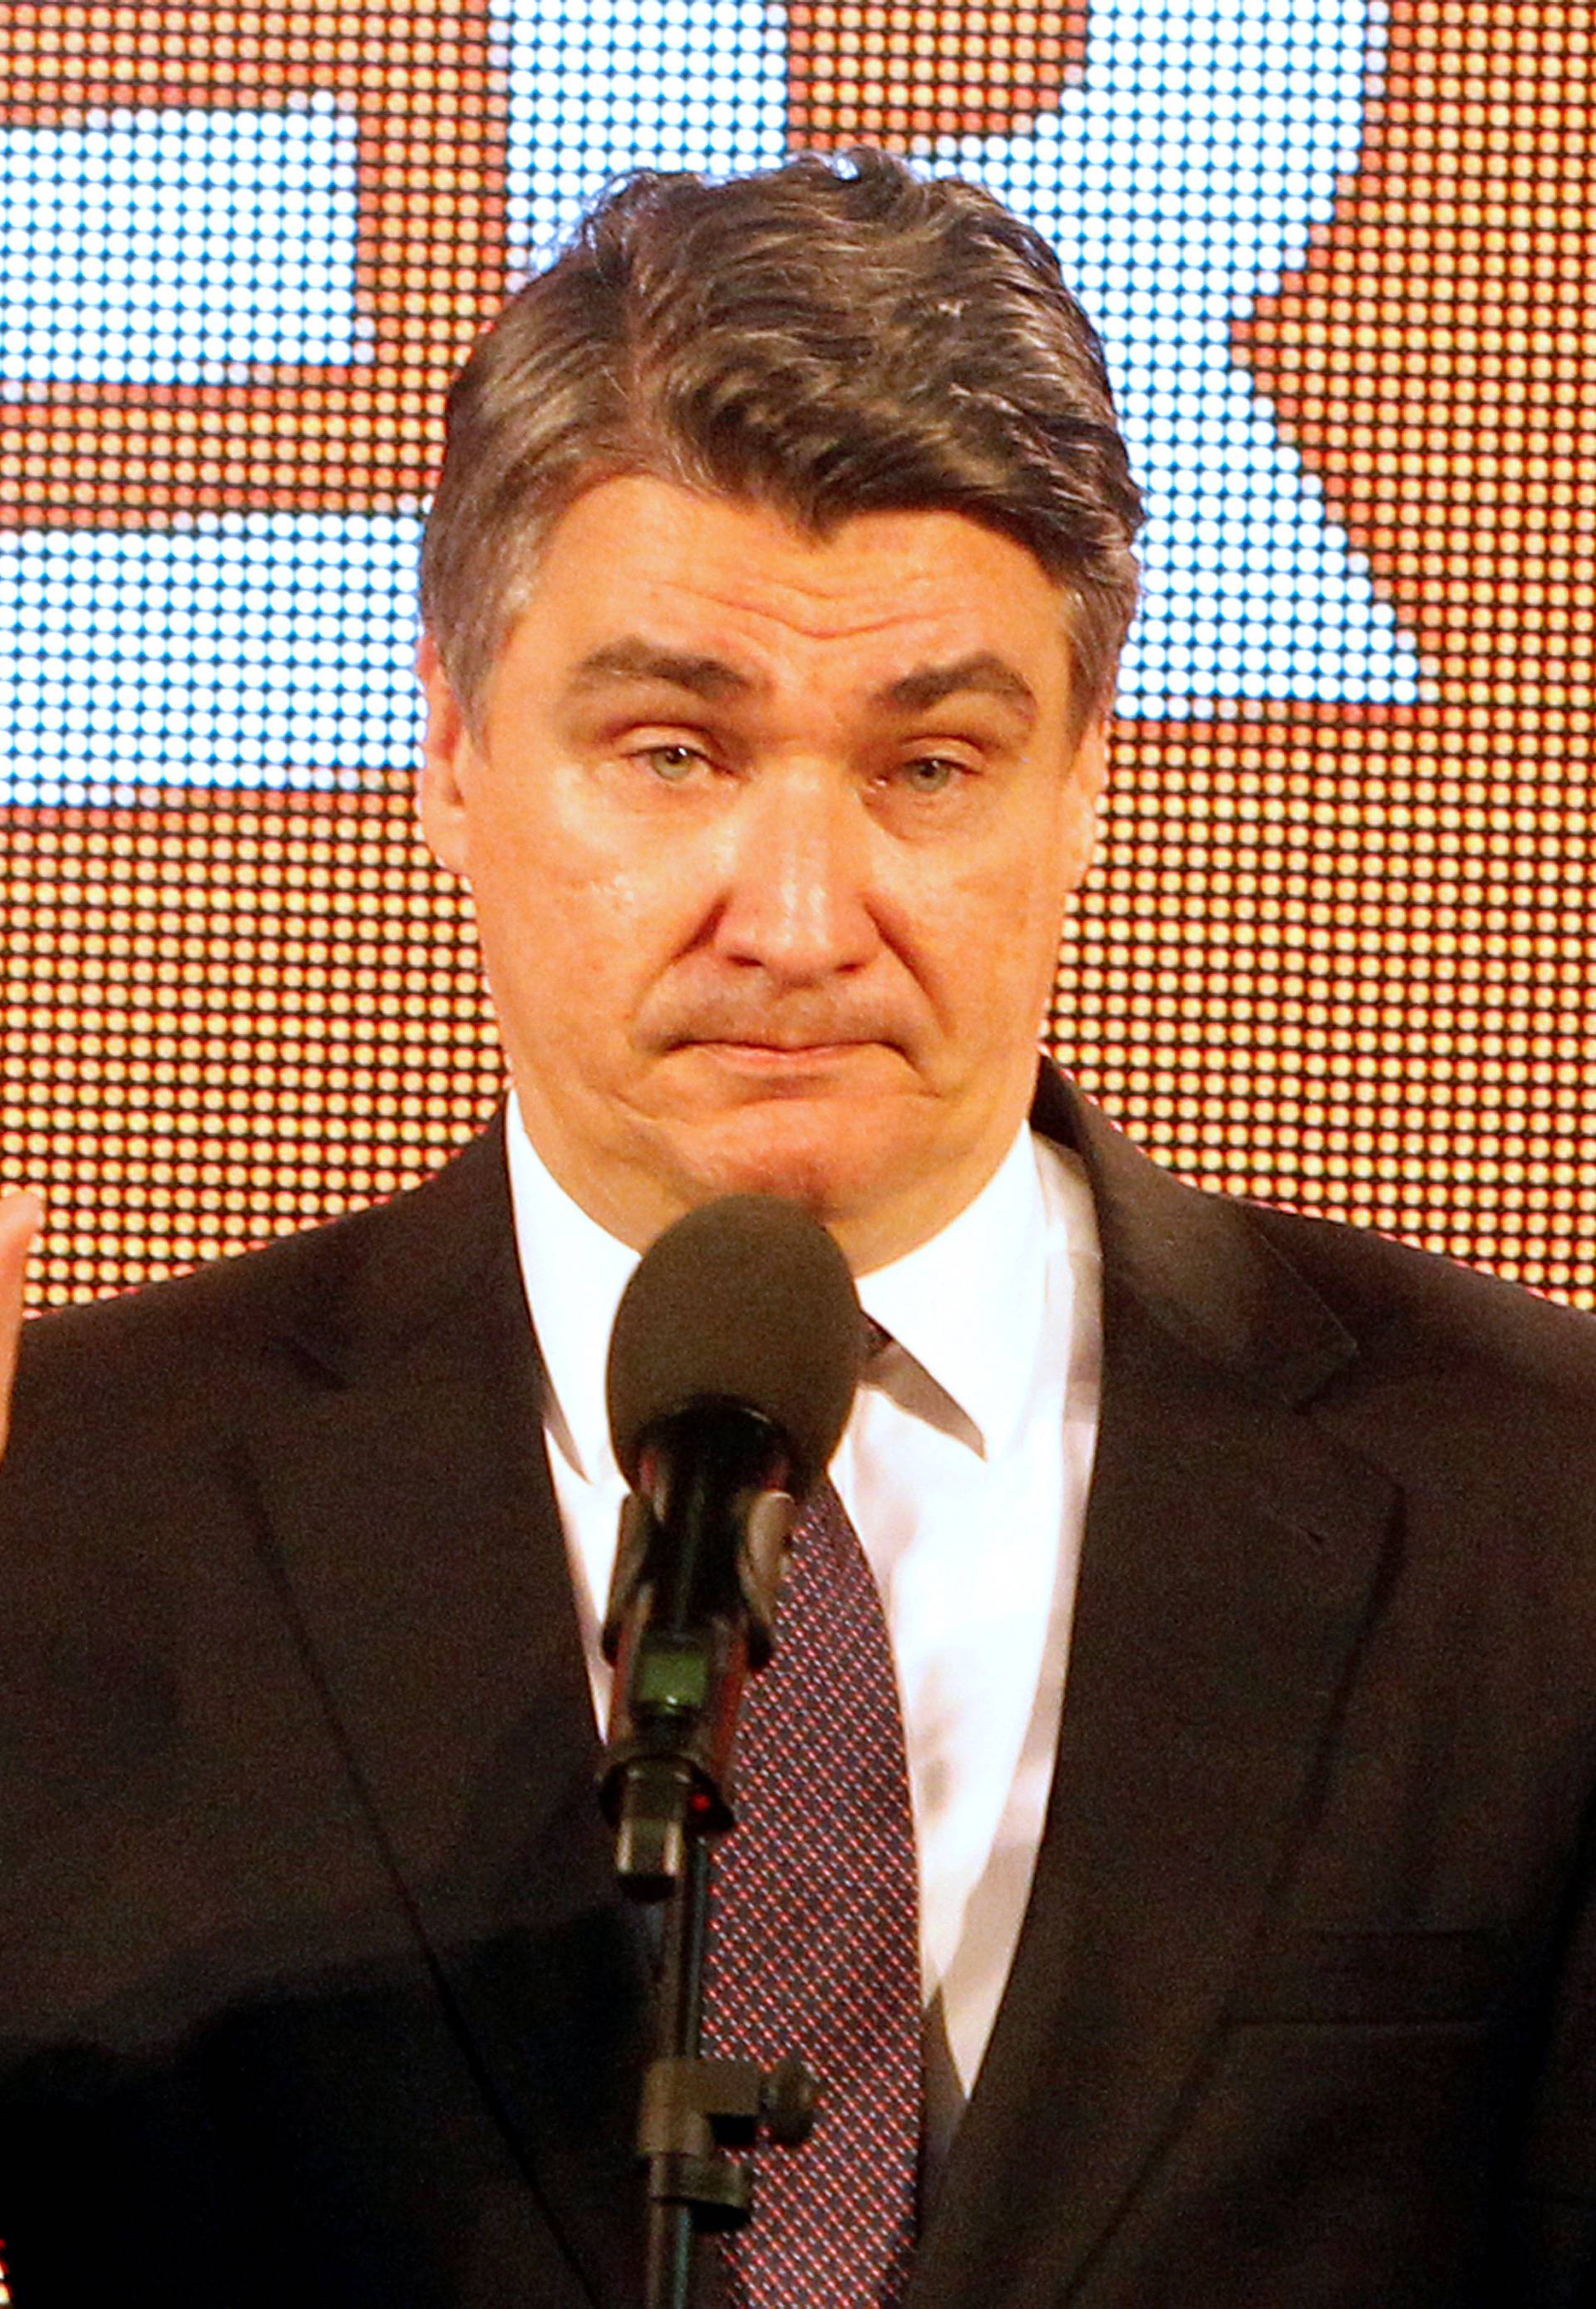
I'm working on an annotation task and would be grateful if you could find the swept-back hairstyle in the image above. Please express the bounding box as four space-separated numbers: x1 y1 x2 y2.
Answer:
421 150 1145 740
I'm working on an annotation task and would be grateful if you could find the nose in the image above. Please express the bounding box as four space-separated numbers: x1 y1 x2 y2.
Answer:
710 764 879 988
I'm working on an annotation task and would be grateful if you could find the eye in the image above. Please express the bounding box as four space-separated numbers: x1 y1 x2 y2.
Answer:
634 742 709 784
898 755 963 796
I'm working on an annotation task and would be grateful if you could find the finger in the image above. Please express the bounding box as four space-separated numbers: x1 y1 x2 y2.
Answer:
0 1189 43 1462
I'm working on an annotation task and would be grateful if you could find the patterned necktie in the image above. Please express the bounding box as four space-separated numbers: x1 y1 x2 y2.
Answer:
700 1469 923 2307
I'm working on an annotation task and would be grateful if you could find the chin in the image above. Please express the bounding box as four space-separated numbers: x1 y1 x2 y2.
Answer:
672 1114 894 1228
692 1148 856 1219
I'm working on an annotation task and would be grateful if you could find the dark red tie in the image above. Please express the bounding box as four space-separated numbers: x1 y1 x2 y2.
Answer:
700 1475 923 2306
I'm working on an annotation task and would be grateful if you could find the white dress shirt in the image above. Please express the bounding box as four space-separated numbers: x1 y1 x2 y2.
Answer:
505 1095 1103 2135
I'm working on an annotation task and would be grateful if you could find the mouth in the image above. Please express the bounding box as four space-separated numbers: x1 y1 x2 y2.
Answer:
686 1037 872 1061
670 1037 896 1084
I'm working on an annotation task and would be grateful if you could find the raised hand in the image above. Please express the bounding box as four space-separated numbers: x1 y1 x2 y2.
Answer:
0 1189 42 1464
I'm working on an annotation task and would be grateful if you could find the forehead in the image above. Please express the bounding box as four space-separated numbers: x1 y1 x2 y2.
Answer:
493 475 1075 706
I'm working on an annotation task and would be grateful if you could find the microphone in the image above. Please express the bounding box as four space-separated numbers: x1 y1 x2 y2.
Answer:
599 1194 862 1895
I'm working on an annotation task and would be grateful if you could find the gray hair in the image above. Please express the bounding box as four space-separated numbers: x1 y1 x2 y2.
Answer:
421 149 1144 742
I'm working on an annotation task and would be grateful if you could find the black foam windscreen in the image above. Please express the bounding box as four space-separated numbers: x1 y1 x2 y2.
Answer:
605 1194 862 1498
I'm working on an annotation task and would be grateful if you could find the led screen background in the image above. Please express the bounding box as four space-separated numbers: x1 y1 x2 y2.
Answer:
1 1 1591 1309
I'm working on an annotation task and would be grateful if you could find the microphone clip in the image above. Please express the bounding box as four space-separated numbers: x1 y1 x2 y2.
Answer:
638 2050 819 2234
598 1403 797 1898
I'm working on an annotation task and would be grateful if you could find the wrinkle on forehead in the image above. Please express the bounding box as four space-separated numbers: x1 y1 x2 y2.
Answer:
503 476 1076 725
629 546 1022 649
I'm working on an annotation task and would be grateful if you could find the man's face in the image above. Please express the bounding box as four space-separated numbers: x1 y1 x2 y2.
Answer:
420 476 1106 1271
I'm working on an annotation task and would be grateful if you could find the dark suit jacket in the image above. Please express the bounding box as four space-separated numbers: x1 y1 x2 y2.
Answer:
2 1071 1594 2307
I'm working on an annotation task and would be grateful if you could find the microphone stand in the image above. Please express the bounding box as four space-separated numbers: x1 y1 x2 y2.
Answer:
599 1430 817 2309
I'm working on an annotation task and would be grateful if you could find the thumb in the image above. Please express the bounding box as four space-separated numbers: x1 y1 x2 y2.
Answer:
0 1189 42 1464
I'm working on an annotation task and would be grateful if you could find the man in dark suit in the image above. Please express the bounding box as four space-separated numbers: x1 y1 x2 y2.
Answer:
2 150 1594 2308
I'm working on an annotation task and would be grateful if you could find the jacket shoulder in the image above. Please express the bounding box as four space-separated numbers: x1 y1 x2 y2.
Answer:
1243 1198 1596 1409
1045 1066 1596 1420
9 1117 511 1446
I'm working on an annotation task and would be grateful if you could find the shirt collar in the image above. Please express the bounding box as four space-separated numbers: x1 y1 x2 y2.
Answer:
505 1096 1061 1479
505 1093 640 1487
854 1120 1052 1461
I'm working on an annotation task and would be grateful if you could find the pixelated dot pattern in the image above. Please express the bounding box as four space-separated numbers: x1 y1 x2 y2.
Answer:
3 4 1592 1323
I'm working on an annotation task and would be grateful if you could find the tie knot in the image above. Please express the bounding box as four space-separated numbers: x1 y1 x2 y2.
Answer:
860 1312 893 1366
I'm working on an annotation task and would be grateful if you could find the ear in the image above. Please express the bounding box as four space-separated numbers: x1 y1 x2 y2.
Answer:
1060 710 1110 889
416 632 478 877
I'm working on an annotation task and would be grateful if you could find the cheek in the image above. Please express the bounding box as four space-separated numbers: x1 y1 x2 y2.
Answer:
927 857 1073 1013
466 802 702 1033
950 883 1074 1064
487 759 710 911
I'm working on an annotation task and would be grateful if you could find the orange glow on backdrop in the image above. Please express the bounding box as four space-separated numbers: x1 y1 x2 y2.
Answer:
2 1 1592 1307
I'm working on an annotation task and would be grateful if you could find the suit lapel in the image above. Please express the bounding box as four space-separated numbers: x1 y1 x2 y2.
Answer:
911 1076 1400 2304
238 1121 653 2307
223 1082 1401 2307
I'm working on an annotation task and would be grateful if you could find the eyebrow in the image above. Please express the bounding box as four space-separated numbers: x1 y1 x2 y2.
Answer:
872 652 1038 724
565 638 1039 724
567 640 756 702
